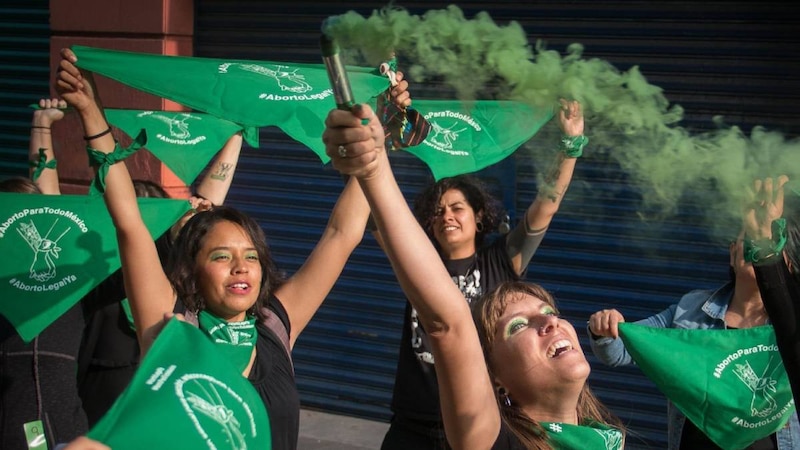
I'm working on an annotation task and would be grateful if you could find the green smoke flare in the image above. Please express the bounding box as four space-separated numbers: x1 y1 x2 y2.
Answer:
323 5 800 241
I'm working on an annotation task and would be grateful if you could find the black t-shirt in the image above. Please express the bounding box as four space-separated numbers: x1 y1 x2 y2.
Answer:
390 235 520 421
78 268 186 427
490 423 527 450
0 302 87 449
248 296 299 450
680 417 777 449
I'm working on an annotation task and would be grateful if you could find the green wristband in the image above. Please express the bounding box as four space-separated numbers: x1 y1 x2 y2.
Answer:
744 218 787 263
559 135 588 158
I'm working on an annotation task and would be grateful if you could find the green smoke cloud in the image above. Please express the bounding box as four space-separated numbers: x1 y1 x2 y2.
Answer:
323 5 799 241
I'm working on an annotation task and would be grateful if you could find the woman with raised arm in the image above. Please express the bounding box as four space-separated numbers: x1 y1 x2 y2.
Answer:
743 175 800 404
323 103 623 450
383 99 587 450
56 47 373 450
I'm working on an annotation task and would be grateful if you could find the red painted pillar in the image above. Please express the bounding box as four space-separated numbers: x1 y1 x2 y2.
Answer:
49 0 194 198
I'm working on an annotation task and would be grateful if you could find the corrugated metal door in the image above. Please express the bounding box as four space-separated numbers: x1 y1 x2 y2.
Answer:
195 2 800 448
0 0 51 179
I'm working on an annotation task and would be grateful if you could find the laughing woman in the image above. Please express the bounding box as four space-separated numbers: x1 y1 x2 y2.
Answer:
323 103 624 450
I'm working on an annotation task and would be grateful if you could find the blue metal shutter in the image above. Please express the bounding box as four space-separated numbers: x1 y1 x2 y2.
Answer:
0 0 50 179
195 2 800 448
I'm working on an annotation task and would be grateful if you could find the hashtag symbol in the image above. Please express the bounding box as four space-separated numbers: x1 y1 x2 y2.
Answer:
549 423 563 433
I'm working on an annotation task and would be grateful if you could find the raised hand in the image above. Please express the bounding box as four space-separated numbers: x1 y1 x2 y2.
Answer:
558 99 584 137
33 97 67 127
323 104 386 180
744 175 789 241
55 48 97 112
388 71 412 109
588 308 626 339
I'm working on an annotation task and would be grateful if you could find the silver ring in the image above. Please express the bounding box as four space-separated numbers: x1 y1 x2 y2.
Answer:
338 144 347 158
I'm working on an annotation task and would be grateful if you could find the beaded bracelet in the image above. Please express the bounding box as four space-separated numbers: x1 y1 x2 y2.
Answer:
744 218 787 264
559 135 588 158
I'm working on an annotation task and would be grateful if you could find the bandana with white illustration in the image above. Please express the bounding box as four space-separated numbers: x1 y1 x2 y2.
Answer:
88 319 271 449
198 310 257 373
619 323 795 449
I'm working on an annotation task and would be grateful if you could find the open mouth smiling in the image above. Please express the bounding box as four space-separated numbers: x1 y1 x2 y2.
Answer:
547 339 573 358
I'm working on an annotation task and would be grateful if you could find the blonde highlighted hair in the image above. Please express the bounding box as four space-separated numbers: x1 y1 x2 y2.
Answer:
471 281 625 449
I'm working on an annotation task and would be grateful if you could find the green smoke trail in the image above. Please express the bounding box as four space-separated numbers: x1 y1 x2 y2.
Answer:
323 5 800 242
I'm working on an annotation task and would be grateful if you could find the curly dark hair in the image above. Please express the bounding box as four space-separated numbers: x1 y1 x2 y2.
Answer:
412 175 505 251
472 281 626 449
165 206 284 322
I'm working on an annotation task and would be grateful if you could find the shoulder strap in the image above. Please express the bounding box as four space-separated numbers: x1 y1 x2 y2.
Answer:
184 309 199 326
260 307 294 373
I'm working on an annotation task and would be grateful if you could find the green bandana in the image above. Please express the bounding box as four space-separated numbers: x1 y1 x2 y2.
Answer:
539 421 623 450
198 310 257 374
71 45 389 163
88 318 271 449
29 148 56 182
86 130 147 196
0 193 191 342
619 323 796 449
105 109 255 185
402 99 553 180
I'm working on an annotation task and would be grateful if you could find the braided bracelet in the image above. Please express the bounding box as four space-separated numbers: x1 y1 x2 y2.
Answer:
559 135 588 158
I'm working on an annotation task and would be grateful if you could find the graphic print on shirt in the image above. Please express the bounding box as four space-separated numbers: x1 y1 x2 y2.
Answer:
411 268 482 365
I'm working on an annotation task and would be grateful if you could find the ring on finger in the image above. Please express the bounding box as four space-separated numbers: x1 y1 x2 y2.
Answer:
338 144 347 158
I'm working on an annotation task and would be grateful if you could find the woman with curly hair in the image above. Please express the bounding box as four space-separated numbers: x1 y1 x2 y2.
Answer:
384 99 588 449
324 102 623 449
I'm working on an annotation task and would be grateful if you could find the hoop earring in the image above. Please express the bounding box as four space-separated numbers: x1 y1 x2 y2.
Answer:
498 388 512 407
476 221 484 232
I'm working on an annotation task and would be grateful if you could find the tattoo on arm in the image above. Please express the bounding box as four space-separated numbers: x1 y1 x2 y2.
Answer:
209 162 233 181
541 153 566 203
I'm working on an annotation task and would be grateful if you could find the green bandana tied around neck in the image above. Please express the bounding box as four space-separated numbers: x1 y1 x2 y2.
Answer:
29 148 56 182
198 310 257 374
539 421 623 450
86 130 147 196
71 45 389 164
402 99 554 180
619 323 796 449
105 109 255 185
87 318 271 449
0 193 191 341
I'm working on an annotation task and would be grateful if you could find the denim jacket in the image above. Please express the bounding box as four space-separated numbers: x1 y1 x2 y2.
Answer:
589 282 800 450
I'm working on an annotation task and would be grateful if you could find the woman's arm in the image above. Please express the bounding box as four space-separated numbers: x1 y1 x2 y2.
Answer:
29 98 66 194
274 175 370 347
744 175 800 403
324 104 500 449
56 48 175 356
193 131 243 206
508 100 585 274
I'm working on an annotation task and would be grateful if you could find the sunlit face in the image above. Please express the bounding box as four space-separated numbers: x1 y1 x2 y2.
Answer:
432 188 480 257
489 294 589 404
195 220 262 321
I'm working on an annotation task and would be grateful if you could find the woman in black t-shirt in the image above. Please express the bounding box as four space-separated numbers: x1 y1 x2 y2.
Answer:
324 103 624 450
